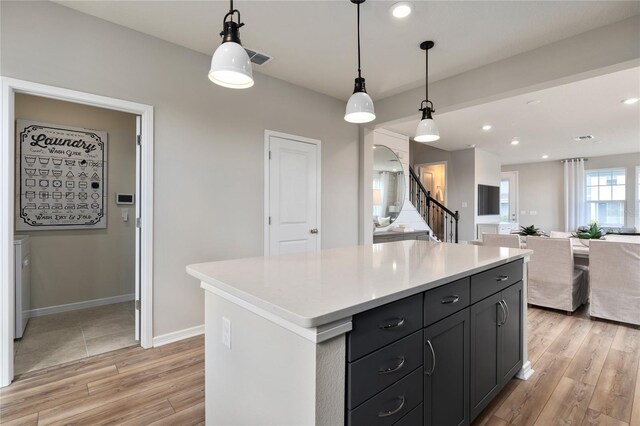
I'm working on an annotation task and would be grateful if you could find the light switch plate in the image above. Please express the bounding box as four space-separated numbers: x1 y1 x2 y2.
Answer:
222 317 231 349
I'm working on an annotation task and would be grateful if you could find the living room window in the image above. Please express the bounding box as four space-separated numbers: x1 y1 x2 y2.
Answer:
586 168 626 227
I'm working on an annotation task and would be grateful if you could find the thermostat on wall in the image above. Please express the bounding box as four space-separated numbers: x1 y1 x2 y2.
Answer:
116 193 135 205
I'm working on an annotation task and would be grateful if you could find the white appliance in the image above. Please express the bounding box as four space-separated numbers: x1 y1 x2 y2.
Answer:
14 235 31 339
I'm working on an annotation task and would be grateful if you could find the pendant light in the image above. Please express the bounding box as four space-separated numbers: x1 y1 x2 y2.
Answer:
414 41 440 142
345 0 376 124
208 0 254 89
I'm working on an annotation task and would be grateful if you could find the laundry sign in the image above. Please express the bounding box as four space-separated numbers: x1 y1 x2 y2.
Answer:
16 120 108 230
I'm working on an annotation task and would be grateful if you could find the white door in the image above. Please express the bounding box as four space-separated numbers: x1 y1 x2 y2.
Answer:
134 115 142 341
267 134 320 255
500 171 518 223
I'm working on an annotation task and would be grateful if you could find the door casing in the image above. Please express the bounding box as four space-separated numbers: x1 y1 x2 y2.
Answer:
0 77 154 387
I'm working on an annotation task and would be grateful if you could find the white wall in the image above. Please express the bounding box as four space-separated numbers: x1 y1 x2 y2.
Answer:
502 152 640 233
0 1 359 337
14 94 136 309
474 148 501 232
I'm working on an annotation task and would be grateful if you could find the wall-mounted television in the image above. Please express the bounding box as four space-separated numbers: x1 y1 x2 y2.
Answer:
478 184 500 216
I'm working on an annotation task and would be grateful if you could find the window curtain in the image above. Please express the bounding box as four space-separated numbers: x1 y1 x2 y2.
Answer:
564 159 586 232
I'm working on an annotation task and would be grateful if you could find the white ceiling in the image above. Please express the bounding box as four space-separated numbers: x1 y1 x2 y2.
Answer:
54 1 639 101
386 67 640 165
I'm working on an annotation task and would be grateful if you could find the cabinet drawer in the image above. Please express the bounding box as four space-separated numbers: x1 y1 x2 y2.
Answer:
347 331 423 409
347 367 423 426
424 277 470 326
348 294 423 362
394 403 422 426
470 260 523 304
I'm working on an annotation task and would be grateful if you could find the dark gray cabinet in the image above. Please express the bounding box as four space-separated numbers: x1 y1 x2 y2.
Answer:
423 308 470 426
470 281 523 421
469 293 502 419
347 261 524 426
500 281 523 383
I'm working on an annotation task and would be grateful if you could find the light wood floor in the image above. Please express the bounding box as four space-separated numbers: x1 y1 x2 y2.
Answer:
474 305 640 426
2 306 639 426
0 335 204 425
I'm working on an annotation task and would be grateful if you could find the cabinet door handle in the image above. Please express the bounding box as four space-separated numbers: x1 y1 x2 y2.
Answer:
502 299 509 325
441 295 460 304
498 300 506 326
496 275 509 282
378 396 405 417
378 357 406 374
379 317 405 330
425 340 436 376
310 228 319 234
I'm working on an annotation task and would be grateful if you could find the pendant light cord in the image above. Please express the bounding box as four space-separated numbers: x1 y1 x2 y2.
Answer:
425 47 428 102
357 2 362 79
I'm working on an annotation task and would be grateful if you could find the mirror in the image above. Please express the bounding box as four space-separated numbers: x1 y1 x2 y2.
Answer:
373 145 405 228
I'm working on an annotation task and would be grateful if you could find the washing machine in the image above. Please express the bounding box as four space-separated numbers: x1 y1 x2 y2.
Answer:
14 235 31 339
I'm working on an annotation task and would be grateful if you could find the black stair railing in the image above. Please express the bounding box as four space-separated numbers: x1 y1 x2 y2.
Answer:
409 167 459 243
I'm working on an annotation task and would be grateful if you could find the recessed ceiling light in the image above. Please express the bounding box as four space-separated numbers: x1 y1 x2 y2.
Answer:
541 154 549 159
390 2 413 18
510 139 520 145
482 125 492 131
526 100 541 105
622 98 639 105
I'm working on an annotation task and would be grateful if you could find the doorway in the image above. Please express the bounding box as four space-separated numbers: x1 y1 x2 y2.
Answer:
500 171 519 224
264 130 321 256
416 161 447 237
1 78 154 387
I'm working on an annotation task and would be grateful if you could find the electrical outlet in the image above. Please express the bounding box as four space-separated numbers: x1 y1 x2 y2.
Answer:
462 201 468 208
530 210 537 216
222 317 231 349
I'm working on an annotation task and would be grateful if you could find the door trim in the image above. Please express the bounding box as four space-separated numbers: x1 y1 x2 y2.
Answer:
0 77 154 387
500 171 519 223
263 130 321 256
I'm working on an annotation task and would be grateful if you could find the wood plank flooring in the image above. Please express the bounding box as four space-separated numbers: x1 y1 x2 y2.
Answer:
474 305 640 426
0 336 204 426
1 305 639 426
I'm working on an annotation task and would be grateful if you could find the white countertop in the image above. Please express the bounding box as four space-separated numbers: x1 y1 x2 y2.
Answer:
187 241 531 329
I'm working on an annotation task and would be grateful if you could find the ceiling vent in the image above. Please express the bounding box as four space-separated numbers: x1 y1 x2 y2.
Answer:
244 48 273 66
574 135 596 142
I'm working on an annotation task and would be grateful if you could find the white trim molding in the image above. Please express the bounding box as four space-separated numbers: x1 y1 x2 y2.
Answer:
153 325 204 347
0 77 154 387
27 294 135 318
263 130 322 256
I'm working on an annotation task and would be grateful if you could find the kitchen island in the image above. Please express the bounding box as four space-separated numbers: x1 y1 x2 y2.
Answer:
187 240 533 425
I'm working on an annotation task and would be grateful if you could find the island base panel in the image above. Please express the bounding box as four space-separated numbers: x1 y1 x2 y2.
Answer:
204 291 345 425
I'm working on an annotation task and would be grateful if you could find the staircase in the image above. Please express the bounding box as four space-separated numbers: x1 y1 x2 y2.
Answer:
409 167 459 243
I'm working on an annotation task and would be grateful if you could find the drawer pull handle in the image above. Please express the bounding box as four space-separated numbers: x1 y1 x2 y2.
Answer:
441 295 460 304
498 300 506 326
425 340 436 376
378 357 406 374
502 299 509 325
379 317 405 330
496 275 509 282
378 396 405 417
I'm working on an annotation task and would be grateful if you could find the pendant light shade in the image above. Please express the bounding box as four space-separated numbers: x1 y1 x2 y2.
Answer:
208 0 254 89
345 78 376 123
415 41 439 142
345 0 375 124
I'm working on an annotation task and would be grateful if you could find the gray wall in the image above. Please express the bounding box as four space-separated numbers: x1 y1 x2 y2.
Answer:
14 94 136 309
501 161 564 233
411 143 476 242
1 1 359 337
502 152 640 233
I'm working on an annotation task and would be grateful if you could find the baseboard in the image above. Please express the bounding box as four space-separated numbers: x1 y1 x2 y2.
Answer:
27 293 135 318
516 360 534 380
153 324 204 347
